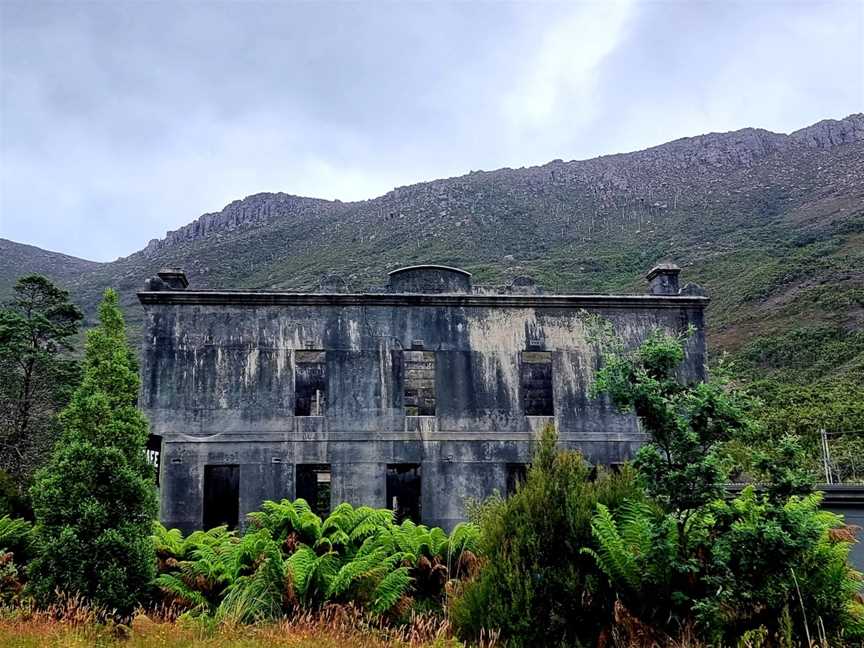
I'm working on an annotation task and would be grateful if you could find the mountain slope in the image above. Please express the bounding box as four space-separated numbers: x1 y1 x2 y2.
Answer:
2 114 862 384
0 239 103 302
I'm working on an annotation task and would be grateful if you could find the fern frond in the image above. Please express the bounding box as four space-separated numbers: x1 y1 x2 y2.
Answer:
217 545 287 623
297 511 323 544
370 566 412 615
325 548 386 598
587 503 640 591
0 516 34 556
286 545 319 599
293 498 313 517
154 573 210 610
151 521 184 558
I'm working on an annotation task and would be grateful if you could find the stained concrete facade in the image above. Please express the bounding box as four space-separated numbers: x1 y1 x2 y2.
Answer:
138 264 708 533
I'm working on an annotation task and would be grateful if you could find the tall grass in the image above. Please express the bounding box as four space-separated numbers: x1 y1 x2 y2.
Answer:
0 598 497 648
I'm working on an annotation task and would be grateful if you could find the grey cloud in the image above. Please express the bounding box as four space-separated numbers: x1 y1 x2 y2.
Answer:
1 0 861 261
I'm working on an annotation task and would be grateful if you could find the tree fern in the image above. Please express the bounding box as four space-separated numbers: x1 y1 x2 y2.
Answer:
286 545 318 597
321 502 354 536
217 534 287 623
427 526 449 557
247 499 301 542
286 544 339 605
348 507 394 543
151 497 472 619
446 522 480 576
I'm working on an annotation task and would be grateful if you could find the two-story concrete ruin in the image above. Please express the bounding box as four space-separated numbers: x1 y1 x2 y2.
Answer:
139 264 708 532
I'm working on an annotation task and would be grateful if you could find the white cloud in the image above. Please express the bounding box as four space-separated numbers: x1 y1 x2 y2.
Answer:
502 1 636 132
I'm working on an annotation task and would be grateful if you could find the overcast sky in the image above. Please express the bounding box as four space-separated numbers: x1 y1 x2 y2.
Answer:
1 1 862 262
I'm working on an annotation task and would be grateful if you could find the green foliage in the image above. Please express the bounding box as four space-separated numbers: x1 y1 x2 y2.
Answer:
582 500 676 595
698 488 864 642
152 499 480 623
27 289 158 615
744 378 864 483
593 328 752 514
590 329 864 644
0 470 30 519
0 275 83 503
449 424 641 647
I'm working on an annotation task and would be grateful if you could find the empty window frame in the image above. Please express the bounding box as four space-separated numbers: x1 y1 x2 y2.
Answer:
203 465 240 530
403 350 436 416
521 350 554 415
296 464 331 516
386 463 421 523
506 463 528 496
295 350 326 416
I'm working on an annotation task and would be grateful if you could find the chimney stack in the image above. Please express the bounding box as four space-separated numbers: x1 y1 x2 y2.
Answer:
646 263 680 295
156 267 189 290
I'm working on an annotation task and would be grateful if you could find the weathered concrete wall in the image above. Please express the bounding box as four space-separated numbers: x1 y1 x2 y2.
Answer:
821 486 864 577
140 266 708 532
837 507 864 575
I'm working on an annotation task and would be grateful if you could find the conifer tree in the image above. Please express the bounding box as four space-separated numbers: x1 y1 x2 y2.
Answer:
0 274 83 503
28 289 157 614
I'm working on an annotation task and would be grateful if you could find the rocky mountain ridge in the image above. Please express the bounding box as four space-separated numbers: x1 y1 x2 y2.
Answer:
133 114 863 260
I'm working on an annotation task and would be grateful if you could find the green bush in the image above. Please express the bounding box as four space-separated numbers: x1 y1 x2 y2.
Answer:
27 289 158 616
449 425 641 647
153 498 479 623
590 328 864 644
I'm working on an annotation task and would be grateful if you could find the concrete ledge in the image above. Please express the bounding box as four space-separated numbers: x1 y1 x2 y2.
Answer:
138 290 709 310
163 430 651 443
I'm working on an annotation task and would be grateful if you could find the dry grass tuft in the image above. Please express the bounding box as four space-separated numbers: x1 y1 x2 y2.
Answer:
828 524 861 545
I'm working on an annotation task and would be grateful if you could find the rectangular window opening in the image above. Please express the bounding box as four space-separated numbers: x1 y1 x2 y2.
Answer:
506 463 528 496
296 464 331 516
386 463 421 523
203 465 239 530
295 350 326 416
521 350 554 416
404 350 436 416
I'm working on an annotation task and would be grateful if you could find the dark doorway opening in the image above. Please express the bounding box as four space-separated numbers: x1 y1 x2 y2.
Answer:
521 351 554 415
296 464 331 516
386 463 421 523
506 463 528 495
295 351 327 416
203 465 239 530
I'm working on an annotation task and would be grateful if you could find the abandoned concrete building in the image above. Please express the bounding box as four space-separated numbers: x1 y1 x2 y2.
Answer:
139 264 709 533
